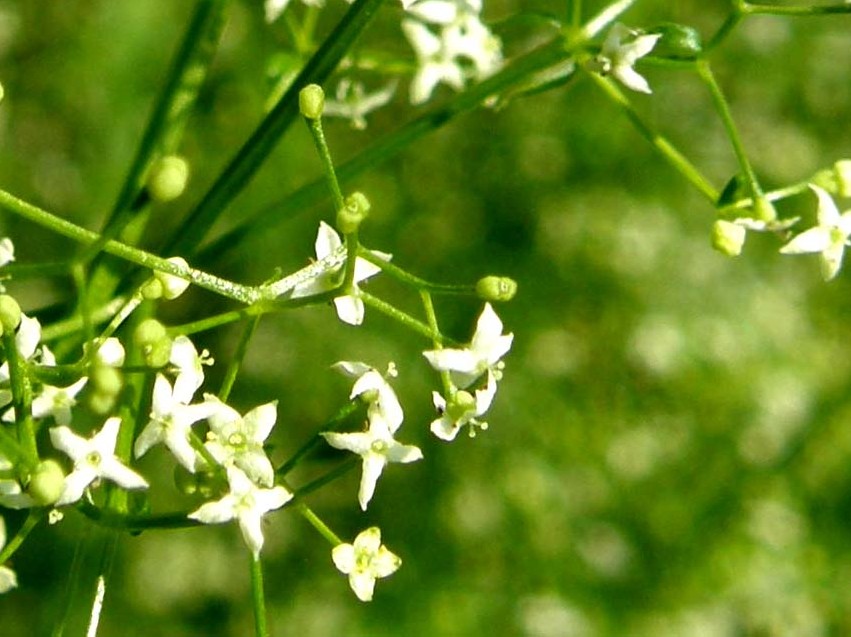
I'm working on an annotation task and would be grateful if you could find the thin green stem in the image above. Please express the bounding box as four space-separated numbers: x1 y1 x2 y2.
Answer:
2 328 37 467
358 247 477 295
218 314 262 402
41 296 129 342
293 456 358 500
704 10 743 52
276 400 360 476
742 2 851 15
359 290 449 343
296 502 342 545
696 59 762 201
306 115 345 211
587 72 719 203
0 509 41 563
250 555 269 637
420 291 454 396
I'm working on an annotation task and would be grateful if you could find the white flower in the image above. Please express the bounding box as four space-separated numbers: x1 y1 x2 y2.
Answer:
30 377 88 427
430 370 496 441
169 335 213 404
403 0 502 105
50 417 149 505
0 237 14 269
290 222 390 326
780 185 851 281
188 466 292 558
423 303 513 388
0 516 18 594
591 23 661 94
322 414 422 511
323 79 397 130
332 527 401 602
134 374 218 472
204 398 277 487
334 361 404 433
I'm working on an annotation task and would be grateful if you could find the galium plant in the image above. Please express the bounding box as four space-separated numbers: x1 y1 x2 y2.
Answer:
1 0 851 634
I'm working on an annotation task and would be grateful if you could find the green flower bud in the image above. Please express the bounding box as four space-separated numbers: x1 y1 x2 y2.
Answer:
28 459 65 506
752 197 777 223
649 23 703 60
146 155 190 203
140 278 164 300
0 294 21 334
337 192 371 234
133 318 172 368
711 220 746 257
834 159 851 198
299 84 325 120
88 365 123 414
476 276 518 302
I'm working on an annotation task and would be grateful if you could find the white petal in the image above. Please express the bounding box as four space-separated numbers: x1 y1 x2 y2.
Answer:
333 361 372 378
820 242 846 281
57 468 97 505
431 415 460 441
620 33 661 65
403 20 442 59
99 458 149 490
423 348 481 374
408 0 458 24
315 221 342 260
613 65 652 94
50 426 88 461
189 497 237 525
370 546 402 578
358 454 387 510
811 184 841 227
322 431 373 455
333 295 365 326
384 441 423 464
238 509 266 557
91 417 122 457
332 543 356 574
349 572 376 601
244 401 278 443
0 565 17 593
780 227 832 255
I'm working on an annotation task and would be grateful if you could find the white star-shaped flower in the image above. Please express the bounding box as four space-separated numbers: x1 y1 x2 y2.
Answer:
592 23 660 94
423 303 513 388
332 527 401 602
0 516 18 594
204 398 277 487
50 417 149 506
290 222 390 326
134 374 218 472
780 185 851 281
430 370 496 441
334 361 404 433
188 466 293 558
30 377 88 427
169 335 213 404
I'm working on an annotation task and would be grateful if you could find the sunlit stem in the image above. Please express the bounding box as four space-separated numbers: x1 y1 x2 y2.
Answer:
87 289 145 364
358 247 477 295
580 0 636 39
359 290 449 343
0 509 41 563
297 502 343 545
742 2 851 15
218 314 262 402
250 555 269 637
420 291 454 396
587 72 719 203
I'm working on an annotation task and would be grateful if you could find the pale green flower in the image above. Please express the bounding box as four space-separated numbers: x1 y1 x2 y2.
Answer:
332 527 401 602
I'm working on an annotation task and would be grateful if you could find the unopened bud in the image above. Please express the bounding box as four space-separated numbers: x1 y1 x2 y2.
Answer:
29 459 65 506
337 192 371 234
711 220 746 257
147 155 190 203
0 294 21 334
143 257 191 301
476 276 517 302
133 319 172 368
648 23 703 60
299 84 325 120
752 197 777 223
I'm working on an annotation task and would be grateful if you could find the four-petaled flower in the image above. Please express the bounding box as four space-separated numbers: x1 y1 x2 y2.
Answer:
188 466 293 558
204 398 278 487
590 23 661 94
290 222 390 326
423 303 513 388
332 527 401 602
0 516 17 594
334 361 404 432
134 374 218 472
780 184 851 281
430 370 496 441
50 417 149 506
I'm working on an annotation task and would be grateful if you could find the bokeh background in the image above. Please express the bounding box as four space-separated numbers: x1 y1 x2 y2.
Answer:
2 0 851 635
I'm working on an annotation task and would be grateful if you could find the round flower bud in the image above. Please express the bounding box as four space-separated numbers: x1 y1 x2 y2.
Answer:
28 459 66 506
476 276 518 302
133 318 172 368
0 294 21 334
648 23 703 60
146 155 190 203
337 192 371 234
140 278 164 300
299 84 325 120
146 257 191 301
834 160 851 198
752 197 777 223
711 219 746 257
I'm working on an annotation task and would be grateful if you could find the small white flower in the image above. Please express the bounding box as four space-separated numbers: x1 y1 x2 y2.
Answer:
0 516 18 594
290 222 390 326
423 303 513 388
30 377 88 427
332 527 401 602
134 374 218 472
591 23 660 94
334 361 404 433
188 466 292 558
50 417 149 505
430 370 496 441
204 398 278 487
322 414 422 511
780 185 851 281
169 335 213 404
323 79 397 130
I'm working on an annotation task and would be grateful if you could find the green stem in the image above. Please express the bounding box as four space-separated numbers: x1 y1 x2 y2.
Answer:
420 291 454 396
276 400 360 476
696 59 762 201
359 290 449 343
358 247 477 295
164 0 385 258
41 296 129 342
587 72 719 203
704 10 743 52
306 115 345 211
293 456 358 500
0 509 41 563
742 2 851 15
218 314 262 402
250 555 269 637
2 327 37 467
297 502 342 545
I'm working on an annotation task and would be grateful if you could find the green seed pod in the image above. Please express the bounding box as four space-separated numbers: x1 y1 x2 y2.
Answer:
28 459 66 506
147 155 190 203
337 192 371 234
299 84 325 120
648 23 703 60
0 294 21 334
133 318 172 368
711 220 746 257
476 276 518 302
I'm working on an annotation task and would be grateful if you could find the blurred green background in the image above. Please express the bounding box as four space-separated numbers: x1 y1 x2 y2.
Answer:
2 0 851 635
